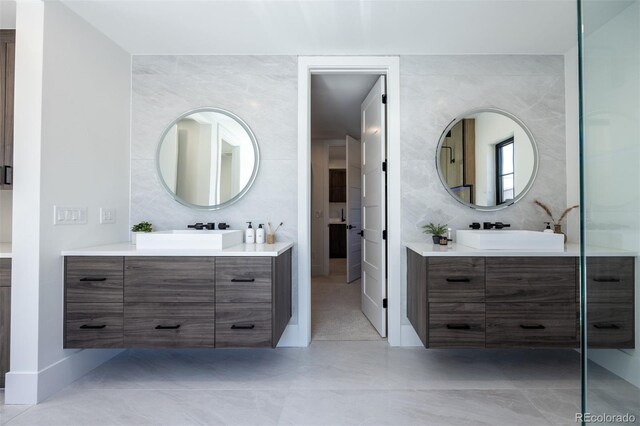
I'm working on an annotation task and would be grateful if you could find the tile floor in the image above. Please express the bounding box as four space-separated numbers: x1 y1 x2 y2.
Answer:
1 342 638 425
311 259 382 341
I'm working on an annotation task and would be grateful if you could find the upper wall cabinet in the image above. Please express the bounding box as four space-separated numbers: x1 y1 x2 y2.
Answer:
0 30 15 190
329 169 346 202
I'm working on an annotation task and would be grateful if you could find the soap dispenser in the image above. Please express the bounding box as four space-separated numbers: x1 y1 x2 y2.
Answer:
256 224 265 244
245 222 255 244
543 222 554 233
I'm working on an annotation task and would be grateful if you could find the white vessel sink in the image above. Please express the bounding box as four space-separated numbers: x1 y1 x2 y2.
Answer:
456 230 564 251
136 230 243 250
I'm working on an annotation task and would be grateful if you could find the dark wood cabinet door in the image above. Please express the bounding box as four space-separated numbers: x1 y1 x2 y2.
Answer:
486 257 576 303
428 302 485 348
215 303 272 348
216 257 272 303
586 257 634 303
486 303 578 348
587 303 634 348
329 169 346 202
125 257 214 303
427 257 485 302
65 257 124 303
329 224 347 258
0 30 15 190
65 303 123 348
0 287 9 387
0 258 10 287
124 303 215 348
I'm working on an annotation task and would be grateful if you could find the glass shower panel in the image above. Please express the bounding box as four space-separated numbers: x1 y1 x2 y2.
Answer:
580 0 640 422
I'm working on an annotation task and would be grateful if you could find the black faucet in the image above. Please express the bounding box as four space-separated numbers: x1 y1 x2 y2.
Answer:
483 222 511 230
188 222 215 230
469 222 481 230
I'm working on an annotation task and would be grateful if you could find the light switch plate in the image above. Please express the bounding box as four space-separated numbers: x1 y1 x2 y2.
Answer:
100 208 116 224
54 206 87 225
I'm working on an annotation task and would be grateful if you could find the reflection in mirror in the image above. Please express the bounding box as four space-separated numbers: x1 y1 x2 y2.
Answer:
437 109 537 210
157 108 259 209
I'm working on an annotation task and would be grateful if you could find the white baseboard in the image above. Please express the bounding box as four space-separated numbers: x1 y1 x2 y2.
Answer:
400 324 424 347
276 324 307 347
5 349 123 404
588 349 640 388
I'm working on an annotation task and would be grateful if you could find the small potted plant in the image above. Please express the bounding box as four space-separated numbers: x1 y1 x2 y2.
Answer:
131 221 153 245
422 223 448 244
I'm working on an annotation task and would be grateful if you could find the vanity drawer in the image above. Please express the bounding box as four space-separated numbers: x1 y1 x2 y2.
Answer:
65 256 124 303
124 303 215 348
486 303 577 348
0 258 11 287
215 303 272 348
428 303 485 348
216 257 272 303
586 257 634 304
587 303 634 348
427 257 485 302
486 257 576 303
65 303 123 348
124 257 214 303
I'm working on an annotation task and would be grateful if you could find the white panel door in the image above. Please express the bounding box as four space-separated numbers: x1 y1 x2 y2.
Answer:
346 135 362 283
360 75 387 337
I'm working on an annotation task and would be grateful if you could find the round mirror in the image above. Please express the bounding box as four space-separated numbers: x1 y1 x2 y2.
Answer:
436 108 538 211
157 108 259 210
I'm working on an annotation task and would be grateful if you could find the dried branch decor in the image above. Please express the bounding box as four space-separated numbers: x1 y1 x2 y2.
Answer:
534 200 579 225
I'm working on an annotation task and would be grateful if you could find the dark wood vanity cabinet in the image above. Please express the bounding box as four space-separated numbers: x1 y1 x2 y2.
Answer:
586 257 635 348
0 30 15 190
0 258 11 388
64 250 292 349
407 251 635 349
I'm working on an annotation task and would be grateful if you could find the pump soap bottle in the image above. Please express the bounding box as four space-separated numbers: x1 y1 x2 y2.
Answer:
256 224 265 244
245 222 256 244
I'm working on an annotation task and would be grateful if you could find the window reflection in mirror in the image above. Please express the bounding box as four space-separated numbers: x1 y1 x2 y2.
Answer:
437 110 537 210
157 109 258 209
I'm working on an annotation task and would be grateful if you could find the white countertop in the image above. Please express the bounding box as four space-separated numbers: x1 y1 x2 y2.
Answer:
62 242 294 257
404 242 636 257
0 242 11 258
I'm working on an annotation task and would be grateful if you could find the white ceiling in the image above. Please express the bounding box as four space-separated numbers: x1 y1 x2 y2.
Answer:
60 0 579 55
311 74 379 139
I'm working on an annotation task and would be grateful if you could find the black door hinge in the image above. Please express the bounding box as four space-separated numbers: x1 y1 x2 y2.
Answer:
382 230 387 240
382 298 388 309
382 94 387 104
382 161 387 172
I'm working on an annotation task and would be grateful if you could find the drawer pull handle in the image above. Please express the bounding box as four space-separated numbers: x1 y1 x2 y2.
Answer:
231 278 255 282
446 278 470 283
593 323 620 330
155 325 181 330
80 277 107 282
446 324 471 330
520 324 545 330
593 277 621 283
231 324 255 330
80 324 106 329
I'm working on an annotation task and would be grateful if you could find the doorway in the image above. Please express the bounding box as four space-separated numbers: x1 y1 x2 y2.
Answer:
297 57 401 347
309 72 387 341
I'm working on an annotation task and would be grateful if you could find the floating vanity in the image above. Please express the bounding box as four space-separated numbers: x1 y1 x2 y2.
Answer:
61 242 292 349
406 242 635 349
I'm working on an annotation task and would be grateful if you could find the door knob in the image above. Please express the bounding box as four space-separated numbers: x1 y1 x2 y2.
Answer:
358 231 364 237
348 225 356 229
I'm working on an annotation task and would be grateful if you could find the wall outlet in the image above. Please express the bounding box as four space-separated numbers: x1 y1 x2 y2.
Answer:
100 208 116 224
54 206 87 225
